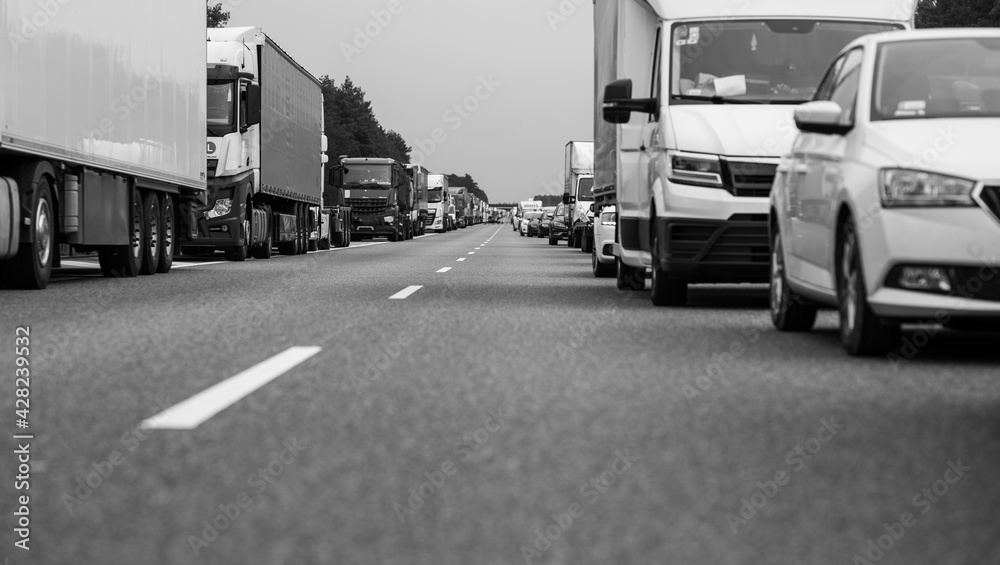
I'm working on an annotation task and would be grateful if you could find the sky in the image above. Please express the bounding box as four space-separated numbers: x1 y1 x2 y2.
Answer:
225 0 595 204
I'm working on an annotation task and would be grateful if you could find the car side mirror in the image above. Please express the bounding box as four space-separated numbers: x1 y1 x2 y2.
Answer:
603 79 657 124
246 84 261 126
794 101 852 135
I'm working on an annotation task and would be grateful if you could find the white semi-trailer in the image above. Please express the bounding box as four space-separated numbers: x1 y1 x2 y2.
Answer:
196 27 328 260
0 0 207 289
427 174 451 232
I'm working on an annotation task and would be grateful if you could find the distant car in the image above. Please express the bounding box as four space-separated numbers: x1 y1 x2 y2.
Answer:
549 203 569 245
769 28 1000 356
538 211 554 237
521 211 542 237
592 205 616 277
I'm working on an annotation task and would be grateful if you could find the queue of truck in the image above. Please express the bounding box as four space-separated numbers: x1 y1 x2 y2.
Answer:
0 4 487 290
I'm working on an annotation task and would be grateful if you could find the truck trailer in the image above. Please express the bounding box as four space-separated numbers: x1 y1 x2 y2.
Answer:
194 27 327 260
560 141 595 249
594 0 915 303
406 164 429 236
333 157 414 242
0 0 207 289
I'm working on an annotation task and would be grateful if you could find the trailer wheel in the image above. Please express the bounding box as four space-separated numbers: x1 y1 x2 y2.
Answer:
157 193 174 273
298 203 308 254
6 177 55 289
119 187 144 277
251 205 273 259
139 191 160 275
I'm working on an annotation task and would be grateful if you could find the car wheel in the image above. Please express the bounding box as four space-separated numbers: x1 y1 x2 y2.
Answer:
592 247 613 278
838 216 899 356
770 230 817 331
549 235 558 246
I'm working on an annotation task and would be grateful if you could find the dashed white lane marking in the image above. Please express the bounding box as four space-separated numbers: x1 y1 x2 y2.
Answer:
475 247 481 250
468 252 475 255
457 258 466 262
140 346 322 430
437 267 452 273
390 285 424 300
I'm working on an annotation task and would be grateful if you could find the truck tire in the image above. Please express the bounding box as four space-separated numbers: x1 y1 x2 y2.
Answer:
567 231 574 248
5 178 55 289
139 190 161 274
582 233 593 253
251 205 273 259
616 257 645 291
120 187 144 277
225 197 251 262
157 193 174 273
297 203 307 255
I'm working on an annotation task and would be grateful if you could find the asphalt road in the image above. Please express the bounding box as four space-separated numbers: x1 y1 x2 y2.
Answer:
2 223 999 565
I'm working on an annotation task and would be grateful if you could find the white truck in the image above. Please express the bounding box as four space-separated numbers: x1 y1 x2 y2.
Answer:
426 173 451 232
0 0 207 289
195 27 328 260
561 141 595 249
595 0 915 304
407 164 430 236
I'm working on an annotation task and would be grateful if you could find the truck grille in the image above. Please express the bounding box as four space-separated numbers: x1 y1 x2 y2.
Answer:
668 218 770 263
721 160 777 198
953 267 1000 302
979 186 1000 224
425 210 437 225
345 197 388 214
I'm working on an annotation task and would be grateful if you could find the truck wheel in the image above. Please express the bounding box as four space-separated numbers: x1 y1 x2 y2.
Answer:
771 230 817 331
616 257 645 291
139 190 161 275
582 233 593 253
252 205 273 259
838 216 899 356
225 197 251 262
650 232 686 306
6 178 55 289
156 193 174 273
120 187 144 277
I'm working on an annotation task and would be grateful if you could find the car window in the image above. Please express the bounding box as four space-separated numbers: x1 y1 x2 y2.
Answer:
828 48 864 123
815 53 848 102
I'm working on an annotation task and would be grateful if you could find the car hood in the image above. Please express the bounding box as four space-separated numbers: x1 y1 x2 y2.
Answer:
668 104 799 157
865 119 1000 181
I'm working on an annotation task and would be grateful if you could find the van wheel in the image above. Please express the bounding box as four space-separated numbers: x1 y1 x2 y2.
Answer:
6 177 55 289
157 193 175 273
616 257 645 291
838 216 899 356
650 231 686 305
139 191 161 275
770 230 817 331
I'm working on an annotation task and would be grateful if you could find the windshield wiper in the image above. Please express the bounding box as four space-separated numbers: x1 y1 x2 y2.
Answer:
672 95 766 105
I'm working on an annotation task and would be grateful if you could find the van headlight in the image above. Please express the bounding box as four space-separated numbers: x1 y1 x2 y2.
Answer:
880 169 977 207
207 198 233 219
668 151 724 188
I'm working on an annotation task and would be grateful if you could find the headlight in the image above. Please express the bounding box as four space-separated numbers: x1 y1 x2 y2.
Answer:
383 216 395 223
880 169 977 207
668 151 724 188
207 198 232 219
601 219 616 226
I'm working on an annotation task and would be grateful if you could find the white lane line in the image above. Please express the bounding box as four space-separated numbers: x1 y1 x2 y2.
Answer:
174 261 227 269
60 260 98 269
475 247 481 250
141 346 321 430
390 285 424 300
437 267 452 273
468 252 475 255
457 258 466 262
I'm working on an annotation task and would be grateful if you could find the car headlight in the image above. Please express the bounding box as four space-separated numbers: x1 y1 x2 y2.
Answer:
384 216 395 223
668 151 724 188
880 169 977 207
206 198 233 219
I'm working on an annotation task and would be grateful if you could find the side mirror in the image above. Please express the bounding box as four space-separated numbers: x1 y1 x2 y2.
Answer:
562 193 575 205
329 167 343 187
794 101 852 135
246 84 262 126
602 79 657 124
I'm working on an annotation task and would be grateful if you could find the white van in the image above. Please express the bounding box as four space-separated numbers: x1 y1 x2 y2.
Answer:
594 0 916 305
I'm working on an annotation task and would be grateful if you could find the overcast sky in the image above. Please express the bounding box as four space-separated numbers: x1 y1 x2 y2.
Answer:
226 0 594 204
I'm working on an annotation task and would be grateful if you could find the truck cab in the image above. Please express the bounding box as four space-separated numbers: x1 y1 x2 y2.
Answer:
406 164 430 236
333 157 413 242
426 174 451 232
596 0 915 305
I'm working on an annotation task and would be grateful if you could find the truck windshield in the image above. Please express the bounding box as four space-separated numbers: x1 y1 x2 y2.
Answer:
343 164 392 187
577 177 595 200
207 81 236 134
872 37 1000 121
428 188 444 203
671 20 898 104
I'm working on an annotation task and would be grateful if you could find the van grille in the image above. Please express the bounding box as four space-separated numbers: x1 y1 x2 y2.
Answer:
721 161 777 198
668 218 770 263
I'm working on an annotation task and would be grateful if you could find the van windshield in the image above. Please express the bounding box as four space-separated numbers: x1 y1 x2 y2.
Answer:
671 20 898 104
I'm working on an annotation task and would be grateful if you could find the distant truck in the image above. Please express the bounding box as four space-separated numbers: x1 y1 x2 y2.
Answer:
560 141 595 249
426 174 451 232
332 157 414 242
0 0 207 289
406 164 430 236
594 0 914 302
194 26 327 260
450 187 470 228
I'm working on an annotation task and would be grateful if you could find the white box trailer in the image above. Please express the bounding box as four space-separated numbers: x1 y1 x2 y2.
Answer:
595 0 915 303
0 0 207 288
562 141 594 248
